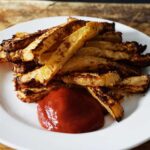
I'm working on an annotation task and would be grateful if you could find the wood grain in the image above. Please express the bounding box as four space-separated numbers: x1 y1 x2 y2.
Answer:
0 1 150 36
0 0 149 150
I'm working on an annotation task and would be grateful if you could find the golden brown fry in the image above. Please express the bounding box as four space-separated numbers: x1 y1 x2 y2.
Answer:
60 56 139 77
1 18 150 107
117 75 150 93
11 46 135 74
106 90 124 102
93 31 122 43
12 32 29 39
1 30 48 63
131 54 150 67
67 17 79 22
60 56 106 73
68 18 115 32
2 30 47 52
61 72 120 87
17 91 47 103
9 19 86 62
87 87 124 121
0 45 7 62
8 27 58 62
86 41 146 54
16 81 64 103
61 73 150 94
19 22 102 84
76 47 131 60
18 47 149 74
13 54 140 76
13 61 42 73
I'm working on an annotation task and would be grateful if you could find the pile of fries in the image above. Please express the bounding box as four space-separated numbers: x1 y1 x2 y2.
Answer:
0 18 150 121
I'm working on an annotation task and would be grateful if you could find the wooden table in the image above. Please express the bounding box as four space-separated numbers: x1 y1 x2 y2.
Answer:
0 0 149 149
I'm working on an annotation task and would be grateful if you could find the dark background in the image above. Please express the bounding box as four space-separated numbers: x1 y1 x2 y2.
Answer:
53 0 150 3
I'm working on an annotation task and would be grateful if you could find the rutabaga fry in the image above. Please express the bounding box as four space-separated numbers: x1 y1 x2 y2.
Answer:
116 75 150 93
17 88 50 103
131 54 150 67
86 41 146 54
68 18 115 32
13 61 42 74
19 22 102 84
2 29 47 52
61 72 121 87
76 47 131 60
60 56 140 77
7 27 58 62
13 47 150 74
0 30 47 63
0 45 7 62
10 19 86 62
16 81 64 103
87 87 124 121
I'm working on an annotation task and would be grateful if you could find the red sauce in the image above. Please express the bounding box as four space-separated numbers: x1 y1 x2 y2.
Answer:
37 87 104 133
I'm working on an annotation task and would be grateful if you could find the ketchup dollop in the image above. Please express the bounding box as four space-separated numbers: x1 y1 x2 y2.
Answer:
37 87 104 133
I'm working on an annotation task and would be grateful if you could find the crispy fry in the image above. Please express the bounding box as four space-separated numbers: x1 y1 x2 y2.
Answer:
68 18 115 32
93 31 122 43
131 54 150 67
87 87 124 121
17 47 149 74
61 72 120 87
2 29 47 52
19 22 102 84
101 22 115 32
6 22 116 64
41 46 148 65
60 56 140 77
61 72 150 94
1 17 150 108
76 47 131 60
13 61 42 73
17 88 50 103
117 75 150 93
7 27 58 62
11 46 136 73
106 90 124 102
86 41 146 54
0 45 7 62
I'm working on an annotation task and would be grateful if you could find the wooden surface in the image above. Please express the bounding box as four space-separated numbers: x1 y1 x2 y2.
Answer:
0 0 149 149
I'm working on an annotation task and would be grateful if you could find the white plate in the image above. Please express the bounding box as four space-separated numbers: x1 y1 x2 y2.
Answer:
0 16 150 150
